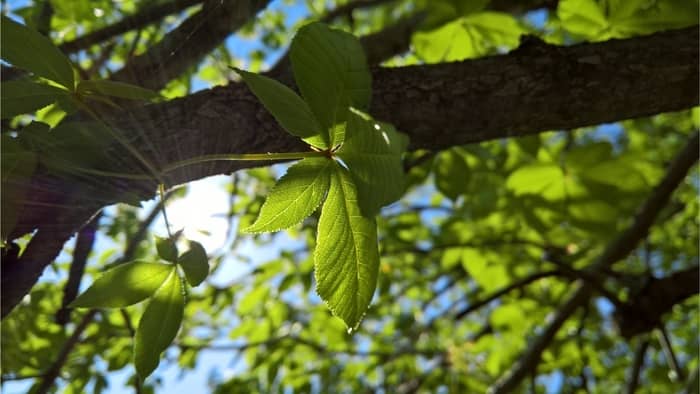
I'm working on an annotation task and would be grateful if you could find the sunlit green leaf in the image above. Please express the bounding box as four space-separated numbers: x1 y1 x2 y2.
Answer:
245 157 333 233
70 262 174 308
1 80 69 119
178 240 209 287
234 68 325 147
558 0 609 38
315 165 379 329
434 148 469 201
1 15 74 89
134 270 184 380
290 22 371 146
337 108 409 216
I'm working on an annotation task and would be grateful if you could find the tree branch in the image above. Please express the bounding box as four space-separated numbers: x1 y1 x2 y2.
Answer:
488 131 700 394
3 28 698 319
55 212 102 325
58 0 203 53
34 310 98 394
111 0 272 90
615 265 700 338
625 338 649 394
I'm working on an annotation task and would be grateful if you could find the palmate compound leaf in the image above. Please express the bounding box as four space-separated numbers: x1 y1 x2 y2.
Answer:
337 108 410 216
178 240 209 287
234 68 327 149
69 261 175 308
1 15 75 90
134 270 184 380
290 22 371 147
315 164 379 330
244 157 333 233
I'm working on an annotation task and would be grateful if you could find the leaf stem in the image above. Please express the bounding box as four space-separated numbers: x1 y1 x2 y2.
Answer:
158 183 173 238
161 151 327 173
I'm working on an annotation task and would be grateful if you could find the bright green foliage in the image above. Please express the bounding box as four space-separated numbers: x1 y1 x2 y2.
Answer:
558 0 699 40
315 165 379 329
70 262 174 308
178 240 209 287
290 22 371 147
1 136 37 240
0 80 69 118
434 148 470 201
155 236 178 263
134 270 184 380
76 80 160 101
1 15 74 89
234 68 324 143
413 12 526 62
337 108 409 216
245 158 333 233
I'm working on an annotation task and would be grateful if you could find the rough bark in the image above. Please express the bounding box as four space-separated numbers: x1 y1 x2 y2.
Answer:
2 27 698 318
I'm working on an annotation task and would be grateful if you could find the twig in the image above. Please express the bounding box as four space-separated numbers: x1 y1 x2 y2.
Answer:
657 325 684 381
58 0 203 53
454 270 562 319
34 310 98 394
625 338 649 394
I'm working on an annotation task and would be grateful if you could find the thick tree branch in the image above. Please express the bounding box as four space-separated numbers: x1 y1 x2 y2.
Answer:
615 265 700 338
3 27 697 319
55 212 102 325
488 131 700 394
59 0 203 53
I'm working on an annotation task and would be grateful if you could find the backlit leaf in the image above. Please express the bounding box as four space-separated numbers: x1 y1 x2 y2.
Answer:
315 165 379 329
290 22 371 147
245 157 333 233
1 15 74 89
234 68 325 147
155 236 178 263
337 109 409 216
134 270 184 380
178 240 209 287
70 262 174 308
1 80 69 118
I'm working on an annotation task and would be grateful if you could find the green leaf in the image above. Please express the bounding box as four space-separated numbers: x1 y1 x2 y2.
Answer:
433 148 470 201
1 136 37 240
244 157 333 233
413 12 525 62
134 270 184 380
315 165 379 329
558 0 609 38
506 163 566 201
234 68 325 146
76 80 159 101
337 109 409 216
609 0 699 37
1 80 69 119
290 22 371 147
70 262 174 308
155 236 178 263
178 240 209 287
1 16 74 89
